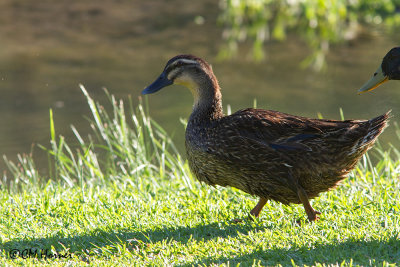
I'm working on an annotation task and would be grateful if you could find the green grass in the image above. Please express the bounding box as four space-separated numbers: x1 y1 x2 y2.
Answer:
0 86 399 266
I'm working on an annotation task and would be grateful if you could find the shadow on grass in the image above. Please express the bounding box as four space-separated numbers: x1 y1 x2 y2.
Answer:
178 237 400 266
2 220 399 265
1 219 263 255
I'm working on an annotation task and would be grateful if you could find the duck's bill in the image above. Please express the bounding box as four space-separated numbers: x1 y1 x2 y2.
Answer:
142 72 172 95
358 65 389 94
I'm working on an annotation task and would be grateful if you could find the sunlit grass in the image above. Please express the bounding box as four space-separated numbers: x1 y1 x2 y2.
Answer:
0 87 399 266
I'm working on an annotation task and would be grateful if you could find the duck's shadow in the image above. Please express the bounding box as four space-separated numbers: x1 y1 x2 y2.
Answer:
2 220 399 265
1 220 262 255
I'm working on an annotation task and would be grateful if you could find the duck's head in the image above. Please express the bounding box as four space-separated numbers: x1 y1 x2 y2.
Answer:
142 55 219 101
358 47 400 94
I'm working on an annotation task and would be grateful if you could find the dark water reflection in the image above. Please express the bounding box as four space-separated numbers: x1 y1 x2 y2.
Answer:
0 0 399 172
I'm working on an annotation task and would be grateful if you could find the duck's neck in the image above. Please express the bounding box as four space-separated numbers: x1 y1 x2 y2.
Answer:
188 77 224 124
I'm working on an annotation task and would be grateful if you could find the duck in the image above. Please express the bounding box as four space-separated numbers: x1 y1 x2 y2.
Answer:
142 55 389 222
358 47 400 93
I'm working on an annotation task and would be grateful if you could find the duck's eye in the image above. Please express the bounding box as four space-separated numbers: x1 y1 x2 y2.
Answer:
176 61 186 67
373 72 377 77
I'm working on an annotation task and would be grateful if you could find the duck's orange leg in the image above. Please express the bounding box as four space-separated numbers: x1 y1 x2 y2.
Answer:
297 185 321 222
250 197 268 217
232 197 267 223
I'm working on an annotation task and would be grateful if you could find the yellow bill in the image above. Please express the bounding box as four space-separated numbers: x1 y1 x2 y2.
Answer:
358 65 389 94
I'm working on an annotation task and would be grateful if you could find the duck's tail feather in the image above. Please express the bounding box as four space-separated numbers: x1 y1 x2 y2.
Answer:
360 110 391 148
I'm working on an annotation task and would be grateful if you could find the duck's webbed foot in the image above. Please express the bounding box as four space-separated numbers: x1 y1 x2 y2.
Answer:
297 185 321 222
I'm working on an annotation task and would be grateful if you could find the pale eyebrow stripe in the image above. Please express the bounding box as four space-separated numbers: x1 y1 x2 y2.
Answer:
173 59 198 65
165 59 199 73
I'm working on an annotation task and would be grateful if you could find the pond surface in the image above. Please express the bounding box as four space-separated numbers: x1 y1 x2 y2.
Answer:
0 0 399 172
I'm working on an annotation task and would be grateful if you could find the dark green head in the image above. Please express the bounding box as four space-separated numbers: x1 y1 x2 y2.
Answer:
358 47 400 93
382 47 400 80
142 55 216 96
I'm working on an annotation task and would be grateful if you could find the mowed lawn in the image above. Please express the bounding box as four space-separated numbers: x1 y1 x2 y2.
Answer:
1 88 399 266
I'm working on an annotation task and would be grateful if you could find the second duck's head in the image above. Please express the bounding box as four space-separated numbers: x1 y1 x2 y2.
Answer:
358 47 400 93
142 55 220 103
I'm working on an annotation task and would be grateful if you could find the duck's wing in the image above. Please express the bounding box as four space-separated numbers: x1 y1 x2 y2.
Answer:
216 108 336 153
213 108 389 164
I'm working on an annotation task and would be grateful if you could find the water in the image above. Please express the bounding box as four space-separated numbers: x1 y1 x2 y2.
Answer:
0 0 399 172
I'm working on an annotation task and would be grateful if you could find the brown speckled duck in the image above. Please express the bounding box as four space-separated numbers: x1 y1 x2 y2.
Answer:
358 47 400 93
142 55 389 222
